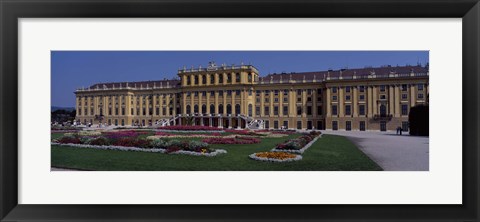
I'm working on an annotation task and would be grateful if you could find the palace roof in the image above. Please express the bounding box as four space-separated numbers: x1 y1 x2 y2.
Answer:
88 79 181 90
260 65 429 82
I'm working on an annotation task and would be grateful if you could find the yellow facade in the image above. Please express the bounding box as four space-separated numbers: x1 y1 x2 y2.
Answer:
75 63 429 131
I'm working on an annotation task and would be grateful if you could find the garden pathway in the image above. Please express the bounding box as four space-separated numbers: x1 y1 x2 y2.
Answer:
320 130 429 171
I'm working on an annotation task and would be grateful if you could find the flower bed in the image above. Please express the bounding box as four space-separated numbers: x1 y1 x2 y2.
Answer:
146 133 232 140
249 151 302 162
202 136 261 144
271 131 322 154
157 125 222 131
51 142 227 157
53 132 225 156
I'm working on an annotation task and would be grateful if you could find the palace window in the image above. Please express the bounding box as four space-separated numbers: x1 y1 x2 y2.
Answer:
256 90 261 96
332 105 338 115
210 74 215 84
248 104 253 116
283 121 288 129
194 91 199 96
274 98 279 102
380 85 386 92
274 90 279 96
265 98 269 102
307 97 312 102
274 106 279 115
109 108 112 115
122 108 125 115
359 105 365 115
284 97 288 102
297 97 302 102
235 73 240 82
249 90 252 96
317 88 322 94
131 108 134 115
332 95 337 101
359 85 365 92
235 104 241 114
265 90 270 96
236 90 241 96
274 121 279 129
256 98 260 103
331 87 337 93
317 96 322 102
418 84 424 91
345 86 351 93
284 90 288 96
156 107 159 115
297 106 302 115
307 106 312 115
186 92 191 97
345 95 351 101
210 91 215 96
402 121 409 131
219 74 223 83
202 104 207 114
202 75 206 84
210 104 215 114
194 76 199 85
283 106 288 115
297 121 302 130
186 105 191 114
401 104 408 115
345 105 351 116
202 91 207 96
264 106 270 115
418 93 424 99
256 106 260 116
219 91 223 96
187 76 191 85
307 89 312 95
317 106 322 115
402 84 408 91
380 95 386 100
297 89 302 95
142 108 146 116
194 105 199 113
248 73 252 82
402 94 408 100
149 108 153 115
227 74 232 83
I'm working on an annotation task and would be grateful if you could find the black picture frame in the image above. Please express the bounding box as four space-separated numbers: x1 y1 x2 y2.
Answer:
1 0 479 221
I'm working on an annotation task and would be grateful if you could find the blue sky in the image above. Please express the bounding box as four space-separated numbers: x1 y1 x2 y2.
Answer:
51 51 428 107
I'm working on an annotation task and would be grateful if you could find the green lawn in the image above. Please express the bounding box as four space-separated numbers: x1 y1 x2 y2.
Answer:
51 133 382 171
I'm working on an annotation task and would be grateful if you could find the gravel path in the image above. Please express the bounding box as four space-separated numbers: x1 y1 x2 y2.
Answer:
321 130 429 171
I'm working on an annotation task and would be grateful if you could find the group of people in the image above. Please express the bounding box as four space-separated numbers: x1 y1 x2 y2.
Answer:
396 126 404 135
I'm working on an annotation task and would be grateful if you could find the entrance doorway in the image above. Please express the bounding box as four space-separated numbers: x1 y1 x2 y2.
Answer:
380 121 387 131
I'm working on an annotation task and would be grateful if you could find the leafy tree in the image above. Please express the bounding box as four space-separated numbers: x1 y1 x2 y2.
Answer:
408 105 429 136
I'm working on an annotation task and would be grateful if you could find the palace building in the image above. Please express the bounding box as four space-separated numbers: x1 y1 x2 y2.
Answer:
74 62 429 131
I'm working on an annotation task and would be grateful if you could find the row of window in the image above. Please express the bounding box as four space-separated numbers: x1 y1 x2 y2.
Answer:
331 121 409 131
330 84 425 94
330 104 410 116
185 73 256 85
330 93 425 101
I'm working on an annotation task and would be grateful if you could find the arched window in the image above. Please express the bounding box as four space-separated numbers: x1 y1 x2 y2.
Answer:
235 104 241 115
186 105 191 114
194 75 199 85
219 74 223 84
194 105 199 113
202 75 206 84
210 74 215 84
248 104 253 116
210 104 215 114
202 104 207 114
226 104 232 114
218 104 224 114
380 104 387 116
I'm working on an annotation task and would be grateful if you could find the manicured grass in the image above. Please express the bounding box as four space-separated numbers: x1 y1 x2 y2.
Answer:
51 133 382 171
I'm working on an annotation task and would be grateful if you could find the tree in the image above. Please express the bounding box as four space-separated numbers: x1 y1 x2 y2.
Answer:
408 105 429 136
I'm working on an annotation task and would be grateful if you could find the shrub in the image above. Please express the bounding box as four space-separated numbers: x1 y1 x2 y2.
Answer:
57 135 82 144
202 137 260 144
88 137 110 146
158 125 220 131
150 139 170 148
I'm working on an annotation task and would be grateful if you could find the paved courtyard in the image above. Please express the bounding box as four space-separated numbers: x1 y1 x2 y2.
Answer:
320 130 429 171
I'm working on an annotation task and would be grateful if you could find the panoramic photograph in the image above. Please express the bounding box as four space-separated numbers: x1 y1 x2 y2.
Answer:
51 51 429 171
